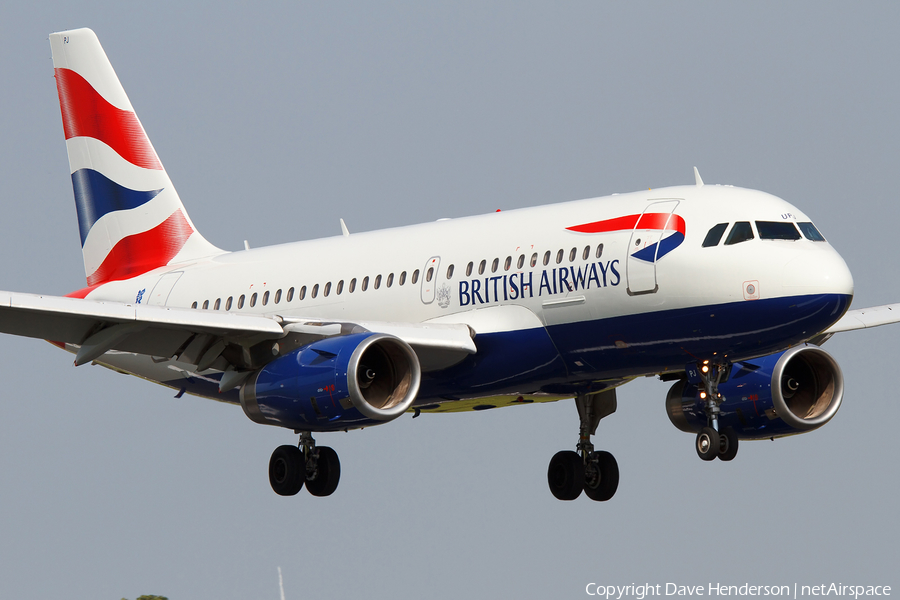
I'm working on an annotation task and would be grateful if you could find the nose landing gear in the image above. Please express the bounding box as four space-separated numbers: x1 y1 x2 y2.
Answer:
268 432 341 497
547 389 619 502
692 360 739 462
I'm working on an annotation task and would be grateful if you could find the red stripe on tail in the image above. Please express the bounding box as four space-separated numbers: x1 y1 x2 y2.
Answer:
86 210 194 286
54 68 162 170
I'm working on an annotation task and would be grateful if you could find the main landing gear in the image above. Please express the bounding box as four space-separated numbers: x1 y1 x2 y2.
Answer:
693 360 739 462
547 389 619 502
268 432 341 497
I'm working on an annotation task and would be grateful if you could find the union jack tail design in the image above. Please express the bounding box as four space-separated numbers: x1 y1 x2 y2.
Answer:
50 28 221 288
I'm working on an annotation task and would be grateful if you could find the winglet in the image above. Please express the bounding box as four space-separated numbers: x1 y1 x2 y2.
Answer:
694 167 704 187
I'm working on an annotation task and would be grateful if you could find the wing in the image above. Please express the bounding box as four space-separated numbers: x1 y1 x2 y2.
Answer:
0 291 476 387
812 303 900 345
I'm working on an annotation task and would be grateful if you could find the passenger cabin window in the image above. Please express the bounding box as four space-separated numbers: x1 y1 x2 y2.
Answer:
569 248 577 262
226 297 233 310
374 275 381 290
491 258 499 273
504 256 511 271
595 243 604 258
399 272 406 285
724 222 754 245
531 253 538 267
556 249 563 264
191 301 198 309
478 260 486 275
386 274 393 288
517 255 525 269
337 280 344 294
703 223 729 247
299 286 306 300
262 291 269 305
362 276 369 291
446 265 454 279
466 262 473 276
238 295 245 309
274 289 281 304
543 251 550 266
324 282 331 296
250 293 257 307
214 298 221 310
756 221 801 241
202 300 209 309
349 279 356 293
311 285 318 299
287 287 294 302
582 246 590 260
798 222 826 242
412 270 420 284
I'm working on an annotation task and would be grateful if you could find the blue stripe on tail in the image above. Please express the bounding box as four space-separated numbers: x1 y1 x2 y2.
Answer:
71 168 163 245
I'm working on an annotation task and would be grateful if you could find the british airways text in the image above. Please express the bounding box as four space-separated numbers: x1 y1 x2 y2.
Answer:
458 260 621 306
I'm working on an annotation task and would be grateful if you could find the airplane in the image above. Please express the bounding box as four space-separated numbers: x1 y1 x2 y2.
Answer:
1 27 896 502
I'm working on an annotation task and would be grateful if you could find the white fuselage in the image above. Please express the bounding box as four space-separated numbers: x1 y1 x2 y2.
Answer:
79 183 854 403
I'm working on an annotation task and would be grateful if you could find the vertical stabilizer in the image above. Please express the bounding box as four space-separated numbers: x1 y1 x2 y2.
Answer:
50 28 222 287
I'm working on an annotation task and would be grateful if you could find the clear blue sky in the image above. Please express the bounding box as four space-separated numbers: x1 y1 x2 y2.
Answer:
0 2 897 598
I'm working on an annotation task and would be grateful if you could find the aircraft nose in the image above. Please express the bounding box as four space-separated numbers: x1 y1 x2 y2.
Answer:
781 248 854 298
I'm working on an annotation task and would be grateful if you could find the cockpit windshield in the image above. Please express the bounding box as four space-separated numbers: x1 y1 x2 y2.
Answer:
724 222 754 245
702 223 728 247
756 221 801 241
702 220 827 247
797 222 826 241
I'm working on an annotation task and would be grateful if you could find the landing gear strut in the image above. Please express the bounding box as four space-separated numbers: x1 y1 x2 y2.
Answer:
693 360 739 462
547 389 619 502
268 432 341 497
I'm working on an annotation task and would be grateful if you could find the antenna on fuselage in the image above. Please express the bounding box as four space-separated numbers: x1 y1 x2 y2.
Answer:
340 218 350 237
694 167 704 187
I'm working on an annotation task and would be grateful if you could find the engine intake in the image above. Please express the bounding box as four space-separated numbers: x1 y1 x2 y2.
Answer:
240 332 421 432
667 346 844 439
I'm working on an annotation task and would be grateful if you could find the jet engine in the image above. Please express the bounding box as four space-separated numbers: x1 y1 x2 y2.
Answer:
666 346 844 439
240 332 421 432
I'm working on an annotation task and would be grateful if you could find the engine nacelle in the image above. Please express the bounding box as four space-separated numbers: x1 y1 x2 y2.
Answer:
667 346 844 439
240 332 421 432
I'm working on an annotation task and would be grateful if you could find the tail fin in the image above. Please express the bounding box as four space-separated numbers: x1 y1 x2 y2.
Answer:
49 28 222 287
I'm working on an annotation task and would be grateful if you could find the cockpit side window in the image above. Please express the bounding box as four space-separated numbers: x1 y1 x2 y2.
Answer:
724 221 754 245
702 223 729 247
756 221 801 240
797 222 826 242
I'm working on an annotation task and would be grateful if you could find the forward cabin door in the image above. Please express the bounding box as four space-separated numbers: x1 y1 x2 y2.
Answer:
626 200 680 295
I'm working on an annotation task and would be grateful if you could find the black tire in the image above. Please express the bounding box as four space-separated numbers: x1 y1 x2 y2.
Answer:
583 451 619 502
306 446 341 497
547 450 584 500
717 427 739 461
269 445 304 496
696 427 720 461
